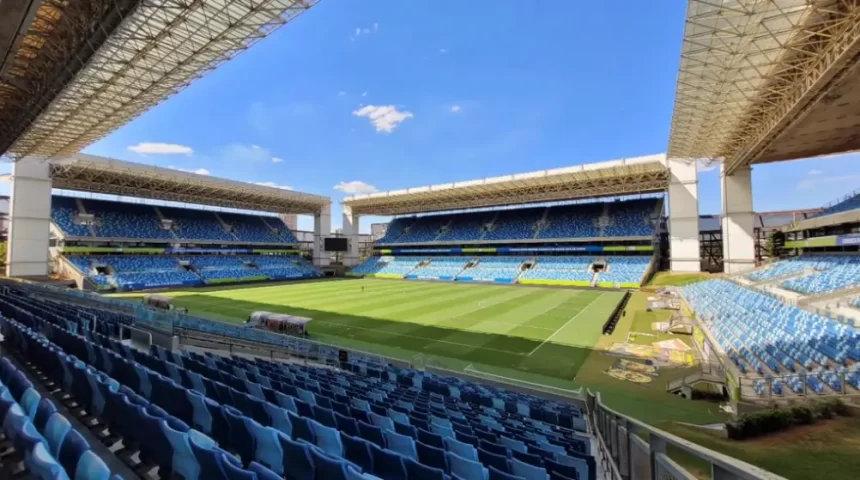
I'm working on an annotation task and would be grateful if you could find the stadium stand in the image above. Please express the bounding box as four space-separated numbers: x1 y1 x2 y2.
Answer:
780 258 860 295
682 279 860 395
812 190 860 218
50 196 296 244
521 257 595 283
410 257 470 280
50 196 95 237
538 204 601 239
65 255 320 290
598 256 652 286
483 208 544 241
375 199 660 245
373 257 425 276
458 257 529 282
745 255 846 282
0 287 597 480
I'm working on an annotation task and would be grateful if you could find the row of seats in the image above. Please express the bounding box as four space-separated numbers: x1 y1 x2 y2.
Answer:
780 256 860 295
354 256 650 286
51 196 297 244
682 280 860 395
67 255 321 290
377 199 660 244
0 338 123 479
1 288 594 480
746 255 849 282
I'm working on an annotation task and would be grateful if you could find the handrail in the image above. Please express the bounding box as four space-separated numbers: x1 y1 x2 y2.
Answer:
587 390 785 480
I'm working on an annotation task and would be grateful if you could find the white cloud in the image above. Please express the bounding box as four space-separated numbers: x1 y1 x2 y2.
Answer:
450 105 462 113
334 181 378 195
352 105 414 133
373 23 379 31
222 144 275 163
168 166 210 175
797 174 860 191
271 157 283 164
355 27 361 36
361 91 368 97
353 23 378 39
808 169 823 176
255 181 292 190
337 91 347 96
128 142 193 156
439 48 448 54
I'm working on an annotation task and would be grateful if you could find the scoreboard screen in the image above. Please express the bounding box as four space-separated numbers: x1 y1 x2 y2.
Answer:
324 237 348 252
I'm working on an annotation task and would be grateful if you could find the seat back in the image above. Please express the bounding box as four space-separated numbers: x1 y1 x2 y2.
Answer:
58 428 91 475
74 450 111 480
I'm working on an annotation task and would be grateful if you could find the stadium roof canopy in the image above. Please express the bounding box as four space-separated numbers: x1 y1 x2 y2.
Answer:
669 1 860 175
0 0 318 160
343 154 668 216
50 155 330 214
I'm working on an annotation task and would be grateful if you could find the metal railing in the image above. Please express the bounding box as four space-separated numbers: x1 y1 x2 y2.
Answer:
587 390 785 480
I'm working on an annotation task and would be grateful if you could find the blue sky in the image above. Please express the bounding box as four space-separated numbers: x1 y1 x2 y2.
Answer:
5 0 860 231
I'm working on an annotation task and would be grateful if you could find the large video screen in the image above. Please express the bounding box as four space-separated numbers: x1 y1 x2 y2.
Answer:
324 237 348 252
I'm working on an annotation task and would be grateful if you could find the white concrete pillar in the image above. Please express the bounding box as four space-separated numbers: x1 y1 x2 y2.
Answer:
313 203 331 267
7 158 52 277
721 165 755 274
342 205 360 267
666 157 701 272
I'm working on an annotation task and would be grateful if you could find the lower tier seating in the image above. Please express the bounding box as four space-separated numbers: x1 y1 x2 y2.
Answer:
0 288 596 480
682 280 860 395
598 257 650 286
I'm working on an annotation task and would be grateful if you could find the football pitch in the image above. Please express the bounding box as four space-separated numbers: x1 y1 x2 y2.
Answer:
145 279 624 384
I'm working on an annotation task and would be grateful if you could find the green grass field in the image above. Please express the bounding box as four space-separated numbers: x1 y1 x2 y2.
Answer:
137 279 623 386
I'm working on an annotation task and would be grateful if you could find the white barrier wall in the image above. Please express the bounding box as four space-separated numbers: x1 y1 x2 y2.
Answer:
667 158 701 272
721 165 755 274
313 203 331 267
341 205 360 267
6 159 52 277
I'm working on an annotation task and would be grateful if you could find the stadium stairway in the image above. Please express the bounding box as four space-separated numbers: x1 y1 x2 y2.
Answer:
213 213 241 242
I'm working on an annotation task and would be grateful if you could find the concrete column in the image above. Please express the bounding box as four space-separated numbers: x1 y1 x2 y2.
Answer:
313 203 331 267
342 205 360 267
721 165 755 274
7 158 52 277
666 157 701 272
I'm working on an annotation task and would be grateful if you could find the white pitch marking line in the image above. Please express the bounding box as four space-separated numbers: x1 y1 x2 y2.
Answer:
527 293 605 356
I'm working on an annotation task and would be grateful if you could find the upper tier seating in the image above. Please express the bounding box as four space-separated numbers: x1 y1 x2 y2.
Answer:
0 288 596 480
460 257 528 281
374 198 660 245
483 208 543 241
603 199 658 237
410 257 470 279
781 258 860 295
599 256 651 286
376 218 413 244
521 257 594 283
86 199 174 239
220 213 296 244
437 211 494 242
813 191 860 218
395 216 451 244
50 196 296 244
50 197 93 237
539 205 601 239
746 255 848 282
683 280 860 394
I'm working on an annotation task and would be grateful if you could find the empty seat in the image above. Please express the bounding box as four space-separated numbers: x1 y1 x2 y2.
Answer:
369 442 407 480
384 429 418 460
74 450 111 480
447 451 489 480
